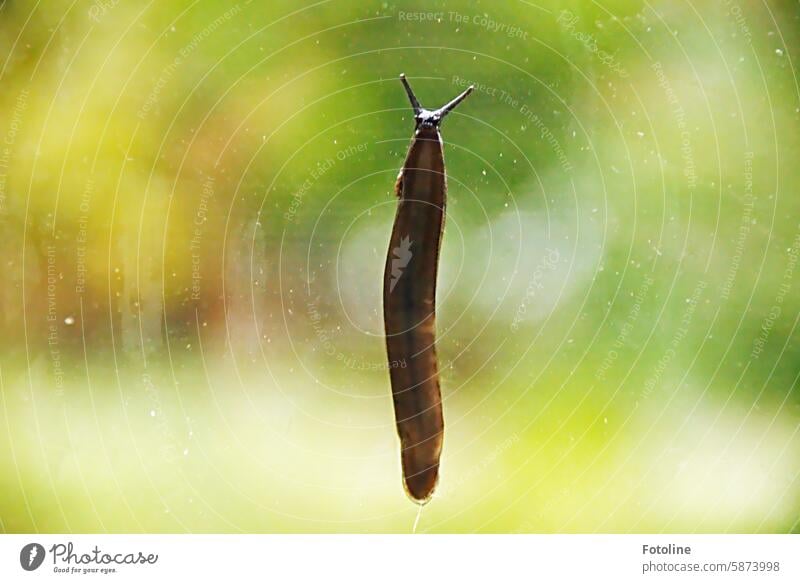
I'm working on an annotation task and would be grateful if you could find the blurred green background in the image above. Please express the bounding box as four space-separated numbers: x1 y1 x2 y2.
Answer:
1 0 799 533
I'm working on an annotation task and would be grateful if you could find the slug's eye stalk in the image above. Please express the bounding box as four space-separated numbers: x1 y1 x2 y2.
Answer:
399 73 474 129
400 73 422 116
438 84 475 118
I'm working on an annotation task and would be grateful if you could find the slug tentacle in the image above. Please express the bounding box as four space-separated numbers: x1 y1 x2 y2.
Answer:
383 74 473 502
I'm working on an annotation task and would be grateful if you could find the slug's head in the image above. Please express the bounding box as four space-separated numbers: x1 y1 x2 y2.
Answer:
400 73 474 130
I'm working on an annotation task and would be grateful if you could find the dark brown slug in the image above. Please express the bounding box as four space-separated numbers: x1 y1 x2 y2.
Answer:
384 74 473 503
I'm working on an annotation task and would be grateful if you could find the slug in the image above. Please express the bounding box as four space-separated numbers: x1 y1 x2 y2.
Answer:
384 74 473 502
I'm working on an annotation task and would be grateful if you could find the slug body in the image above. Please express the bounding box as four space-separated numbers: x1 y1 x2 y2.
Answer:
384 75 473 502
